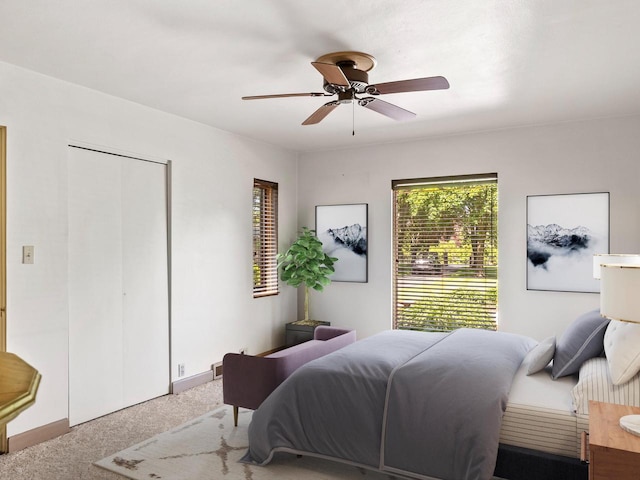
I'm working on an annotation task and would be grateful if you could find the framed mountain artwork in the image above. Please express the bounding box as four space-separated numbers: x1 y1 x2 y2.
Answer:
526 192 609 293
315 203 368 283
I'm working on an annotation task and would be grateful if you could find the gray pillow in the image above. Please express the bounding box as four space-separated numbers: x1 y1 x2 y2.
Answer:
551 309 609 379
525 336 556 375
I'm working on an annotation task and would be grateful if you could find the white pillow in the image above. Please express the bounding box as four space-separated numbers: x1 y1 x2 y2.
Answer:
524 336 556 375
604 320 640 385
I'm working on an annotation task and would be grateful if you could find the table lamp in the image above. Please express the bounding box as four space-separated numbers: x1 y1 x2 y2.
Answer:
600 262 640 436
593 253 640 279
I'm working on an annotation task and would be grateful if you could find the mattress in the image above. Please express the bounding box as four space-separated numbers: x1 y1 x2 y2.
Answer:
500 362 582 458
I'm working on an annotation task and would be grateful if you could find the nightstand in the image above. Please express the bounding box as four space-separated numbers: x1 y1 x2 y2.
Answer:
285 320 330 347
588 400 640 480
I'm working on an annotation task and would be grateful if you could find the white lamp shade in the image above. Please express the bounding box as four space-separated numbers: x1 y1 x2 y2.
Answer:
593 254 640 279
600 264 640 323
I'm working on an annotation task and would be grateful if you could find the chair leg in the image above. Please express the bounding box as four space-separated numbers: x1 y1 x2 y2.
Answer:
233 405 239 427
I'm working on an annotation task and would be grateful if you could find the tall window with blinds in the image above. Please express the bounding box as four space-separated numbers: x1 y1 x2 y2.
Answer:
392 174 498 332
252 179 278 297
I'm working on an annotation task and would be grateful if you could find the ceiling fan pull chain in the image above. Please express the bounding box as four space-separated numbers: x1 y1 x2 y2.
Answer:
352 91 356 136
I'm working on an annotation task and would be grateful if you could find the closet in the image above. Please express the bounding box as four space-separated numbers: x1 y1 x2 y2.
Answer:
67 146 169 426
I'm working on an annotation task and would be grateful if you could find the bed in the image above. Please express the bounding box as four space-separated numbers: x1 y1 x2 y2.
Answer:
242 328 536 480
500 359 580 458
497 310 640 480
241 310 640 480
495 356 588 480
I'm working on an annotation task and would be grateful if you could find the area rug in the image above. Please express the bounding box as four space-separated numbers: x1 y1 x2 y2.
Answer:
95 404 400 480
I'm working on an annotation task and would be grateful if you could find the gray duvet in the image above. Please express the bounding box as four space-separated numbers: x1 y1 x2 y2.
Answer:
242 328 535 480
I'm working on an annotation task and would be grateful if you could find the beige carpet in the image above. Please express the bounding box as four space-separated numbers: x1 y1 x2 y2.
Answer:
0 380 223 479
96 404 401 480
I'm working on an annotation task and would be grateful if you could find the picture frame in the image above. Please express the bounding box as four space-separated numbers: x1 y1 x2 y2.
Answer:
526 192 609 293
315 203 368 283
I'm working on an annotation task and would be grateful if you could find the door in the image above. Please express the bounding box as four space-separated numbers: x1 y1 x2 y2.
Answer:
68 146 169 426
0 127 7 451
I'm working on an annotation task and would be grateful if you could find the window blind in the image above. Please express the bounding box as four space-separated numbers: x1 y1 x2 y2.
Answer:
392 174 498 332
253 179 278 297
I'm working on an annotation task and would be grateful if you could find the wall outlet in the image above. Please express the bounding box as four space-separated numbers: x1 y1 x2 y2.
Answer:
212 361 223 380
239 347 247 355
177 363 185 377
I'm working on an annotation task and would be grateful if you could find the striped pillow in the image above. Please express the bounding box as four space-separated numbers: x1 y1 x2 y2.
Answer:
571 357 640 415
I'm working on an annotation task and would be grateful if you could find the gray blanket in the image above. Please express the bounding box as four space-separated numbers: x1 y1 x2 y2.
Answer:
242 328 535 480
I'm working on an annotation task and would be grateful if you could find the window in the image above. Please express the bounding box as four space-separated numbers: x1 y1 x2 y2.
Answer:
392 173 498 332
252 179 278 297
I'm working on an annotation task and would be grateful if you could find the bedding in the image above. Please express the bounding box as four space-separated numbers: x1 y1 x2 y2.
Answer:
603 320 640 385
551 309 608 379
524 335 555 375
571 356 640 415
242 328 535 480
504 352 640 461
501 360 578 458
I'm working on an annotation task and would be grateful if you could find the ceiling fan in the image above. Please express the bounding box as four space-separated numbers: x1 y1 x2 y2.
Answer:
242 51 449 126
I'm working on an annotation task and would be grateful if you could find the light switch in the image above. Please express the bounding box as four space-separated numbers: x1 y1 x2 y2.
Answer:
22 245 34 264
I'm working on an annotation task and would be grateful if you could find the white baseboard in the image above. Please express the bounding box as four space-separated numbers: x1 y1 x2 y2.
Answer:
171 370 213 394
8 418 70 452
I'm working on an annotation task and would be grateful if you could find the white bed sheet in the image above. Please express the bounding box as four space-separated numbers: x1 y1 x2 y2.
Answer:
500 362 581 458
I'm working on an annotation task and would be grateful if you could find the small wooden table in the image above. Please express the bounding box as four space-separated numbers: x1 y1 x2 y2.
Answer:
0 352 41 426
588 400 640 480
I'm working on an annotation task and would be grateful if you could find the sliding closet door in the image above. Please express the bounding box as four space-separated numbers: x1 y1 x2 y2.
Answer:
121 159 169 406
68 151 124 425
68 147 169 426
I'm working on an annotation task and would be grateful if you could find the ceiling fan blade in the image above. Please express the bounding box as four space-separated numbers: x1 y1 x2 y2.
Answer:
302 102 340 125
367 76 450 95
311 62 350 87
242 92 330 100
358 97 416 121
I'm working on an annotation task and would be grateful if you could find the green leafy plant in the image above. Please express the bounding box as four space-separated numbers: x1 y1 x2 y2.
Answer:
277 227 338 321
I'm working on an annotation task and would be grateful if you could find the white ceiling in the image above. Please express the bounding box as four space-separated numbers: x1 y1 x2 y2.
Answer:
1 0 640 152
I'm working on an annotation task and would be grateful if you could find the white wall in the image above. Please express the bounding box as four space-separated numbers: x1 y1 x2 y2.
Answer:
298 116 640 341
4 53 640 438
0 60 298 436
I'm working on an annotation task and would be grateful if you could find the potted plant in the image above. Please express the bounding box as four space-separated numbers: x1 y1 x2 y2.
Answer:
277 227 338 322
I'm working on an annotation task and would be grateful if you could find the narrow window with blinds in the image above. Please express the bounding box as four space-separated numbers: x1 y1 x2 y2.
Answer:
252 179 278 297
392 174 498 332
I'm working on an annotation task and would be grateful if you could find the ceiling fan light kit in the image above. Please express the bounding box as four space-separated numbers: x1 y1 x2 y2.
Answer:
242 51 449 126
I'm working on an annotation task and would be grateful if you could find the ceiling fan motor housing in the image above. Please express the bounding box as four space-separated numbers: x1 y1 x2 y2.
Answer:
323 61 369 94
